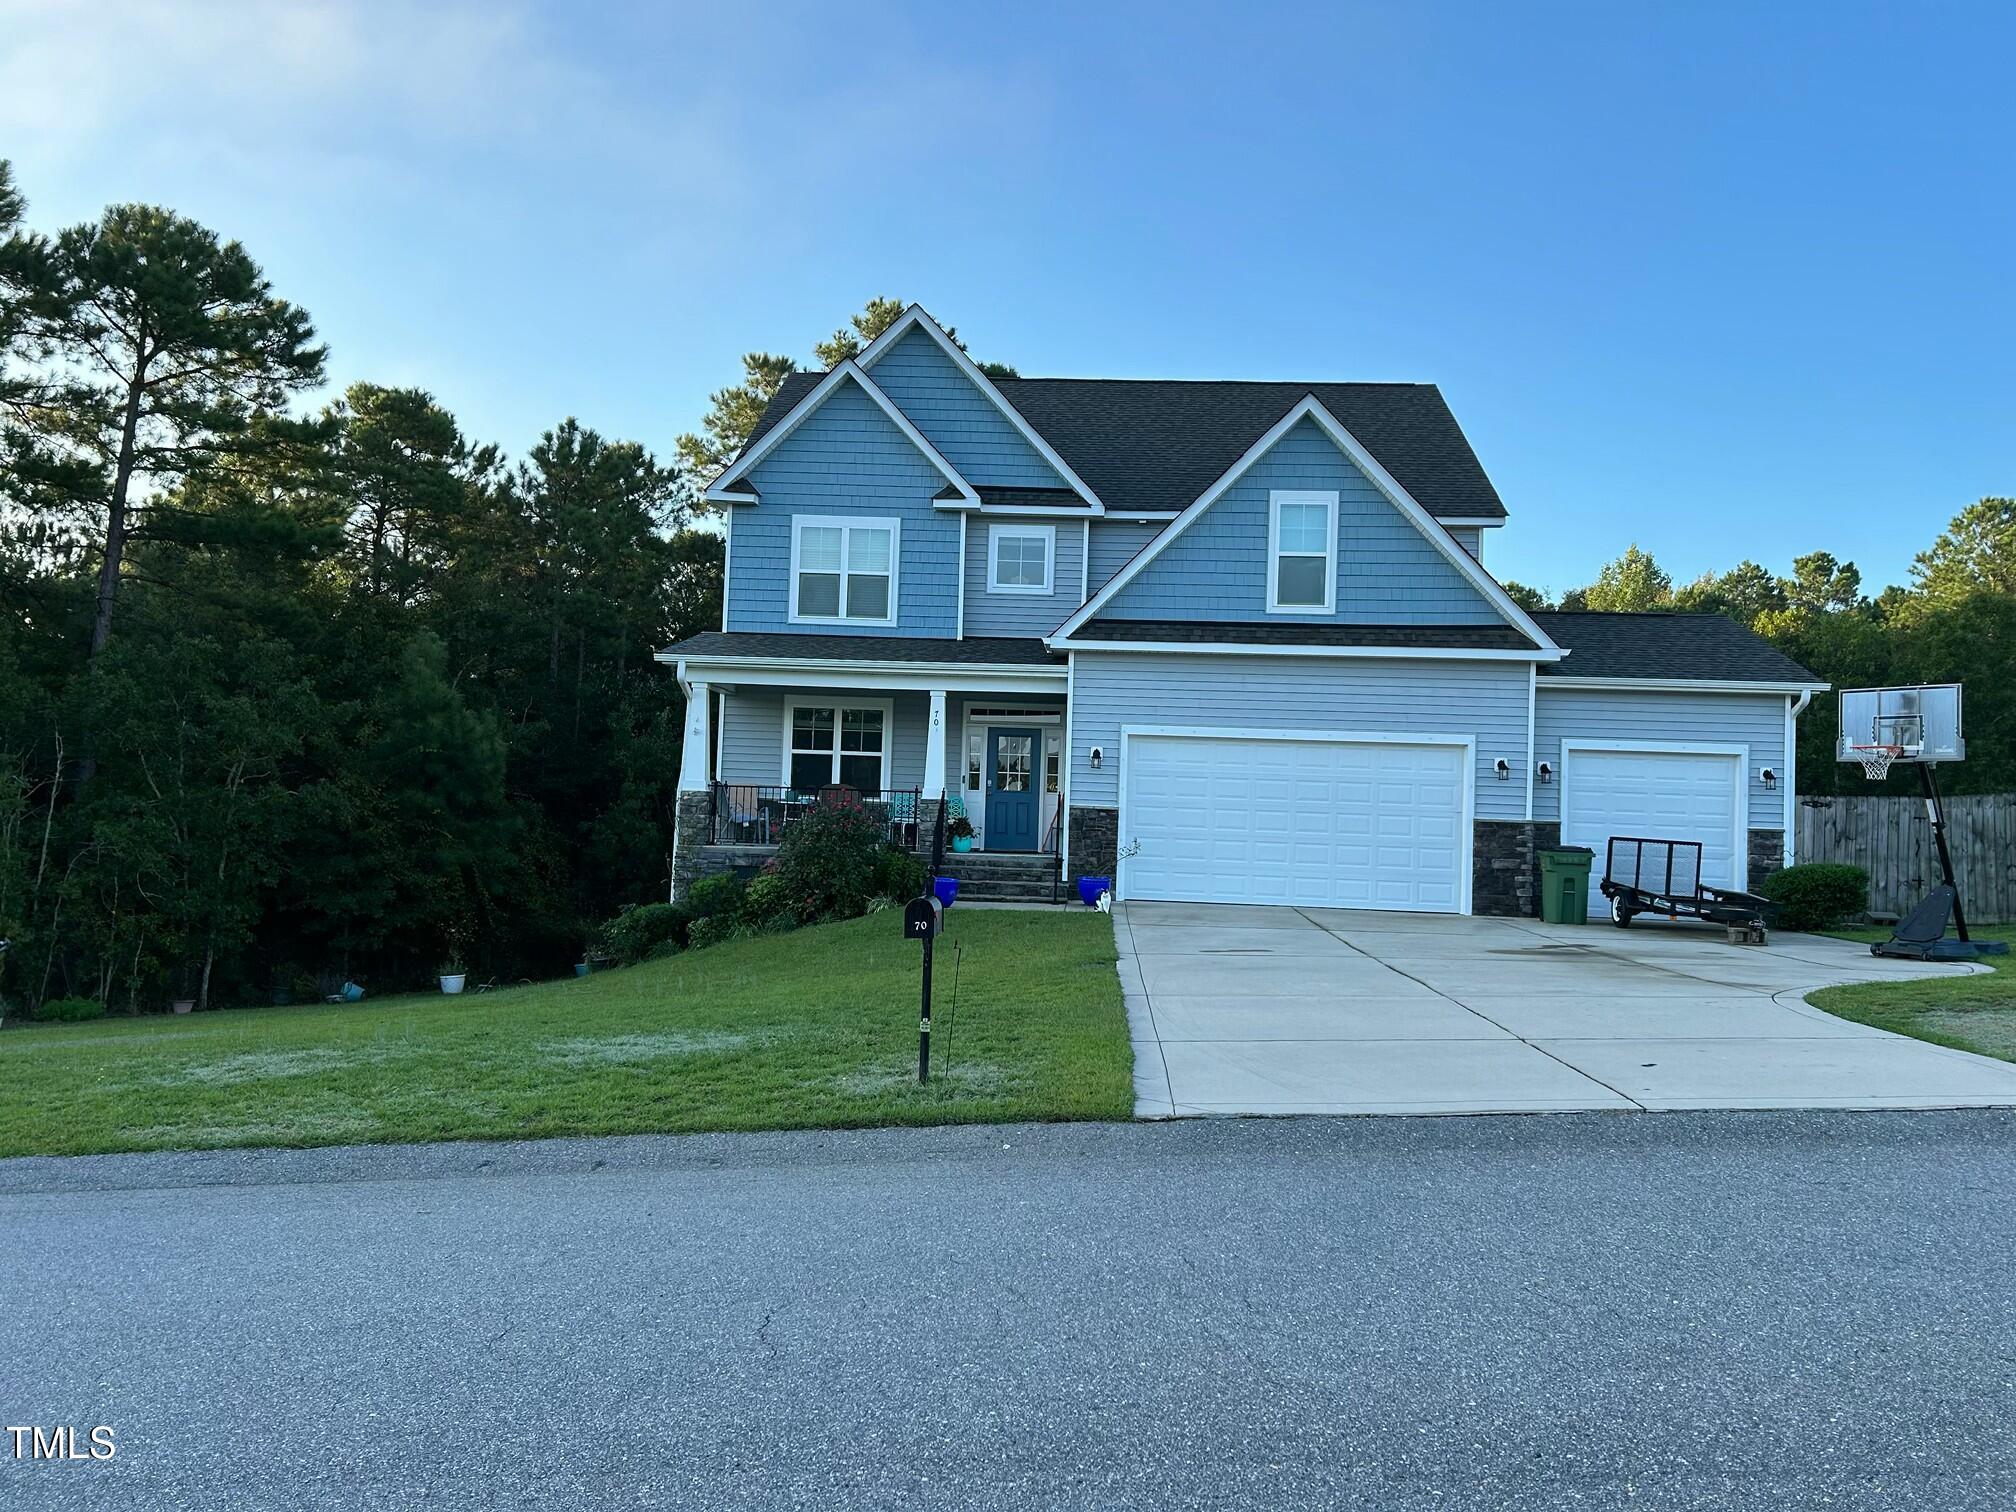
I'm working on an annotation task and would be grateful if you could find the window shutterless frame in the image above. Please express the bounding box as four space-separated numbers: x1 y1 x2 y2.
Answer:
789 515 900 626
780 698 894 794
987 523 1055 595
1266 490 1337 614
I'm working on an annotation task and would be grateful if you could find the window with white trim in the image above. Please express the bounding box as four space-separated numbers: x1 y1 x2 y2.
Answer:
792 516 898 624
1268 490 1337 613
987 524 1054 594
786 703 886 795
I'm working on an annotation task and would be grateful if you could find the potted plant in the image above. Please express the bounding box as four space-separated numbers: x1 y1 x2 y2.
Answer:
949 814 976 853
439 954 467 995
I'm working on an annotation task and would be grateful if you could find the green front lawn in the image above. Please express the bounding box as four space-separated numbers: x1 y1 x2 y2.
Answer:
0 908 1131 1159
1808 924 2016 1063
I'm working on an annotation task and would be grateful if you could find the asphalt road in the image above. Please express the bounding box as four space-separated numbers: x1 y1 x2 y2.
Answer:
4 1110 2015 1510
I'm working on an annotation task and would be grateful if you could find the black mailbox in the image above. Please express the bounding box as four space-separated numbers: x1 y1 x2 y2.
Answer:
903 895 943 940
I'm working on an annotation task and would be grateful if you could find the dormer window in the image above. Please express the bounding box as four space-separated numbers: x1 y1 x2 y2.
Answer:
988 524 1055 594
791 515 898 625
1267 490 1337 613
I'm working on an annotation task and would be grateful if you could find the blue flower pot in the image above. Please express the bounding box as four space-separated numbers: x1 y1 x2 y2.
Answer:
1078 876 1112 908
933 876 959 909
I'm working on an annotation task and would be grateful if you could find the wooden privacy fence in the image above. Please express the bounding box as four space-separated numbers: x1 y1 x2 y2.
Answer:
1795 792 2016 923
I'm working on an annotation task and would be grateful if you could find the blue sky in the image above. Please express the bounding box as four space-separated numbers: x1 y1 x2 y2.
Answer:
5 0 2010 595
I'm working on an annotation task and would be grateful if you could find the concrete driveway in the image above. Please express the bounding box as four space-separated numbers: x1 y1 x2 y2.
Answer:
1117 902 2016 1117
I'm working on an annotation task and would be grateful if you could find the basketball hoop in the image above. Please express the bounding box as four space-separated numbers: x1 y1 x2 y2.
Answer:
1851 744 1903 782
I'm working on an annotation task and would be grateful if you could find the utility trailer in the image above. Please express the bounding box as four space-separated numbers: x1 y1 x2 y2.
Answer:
1599 837 1775 943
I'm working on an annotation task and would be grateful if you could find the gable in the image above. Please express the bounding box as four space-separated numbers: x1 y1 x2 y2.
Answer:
865 326 1070 490
726 374 960 638
1101 416 1509 626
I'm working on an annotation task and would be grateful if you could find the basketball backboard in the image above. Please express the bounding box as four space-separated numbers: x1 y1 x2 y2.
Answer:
1837 684 1964 766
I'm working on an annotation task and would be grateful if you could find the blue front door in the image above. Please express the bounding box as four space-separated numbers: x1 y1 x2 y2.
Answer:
984 728 1041 852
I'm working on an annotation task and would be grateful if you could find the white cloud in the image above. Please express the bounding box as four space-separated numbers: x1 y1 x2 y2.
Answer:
3 0 561 143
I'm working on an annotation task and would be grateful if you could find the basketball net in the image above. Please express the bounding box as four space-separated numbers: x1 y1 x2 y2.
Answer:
1852 744 1902 782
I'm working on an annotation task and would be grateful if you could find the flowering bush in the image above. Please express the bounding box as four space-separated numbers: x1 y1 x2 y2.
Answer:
774 795 887 921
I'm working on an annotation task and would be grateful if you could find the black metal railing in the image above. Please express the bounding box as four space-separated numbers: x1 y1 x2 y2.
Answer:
710 783 925 851
1042 808 1064 905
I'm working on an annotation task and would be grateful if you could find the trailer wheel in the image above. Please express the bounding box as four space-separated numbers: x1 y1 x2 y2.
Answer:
1611 895 1634 928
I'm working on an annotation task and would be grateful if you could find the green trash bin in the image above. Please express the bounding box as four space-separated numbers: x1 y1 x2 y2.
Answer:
1538 847 1595 925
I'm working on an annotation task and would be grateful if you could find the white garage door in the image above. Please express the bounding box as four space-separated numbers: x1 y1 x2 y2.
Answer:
1560 747 1744 915
1122 735 1467 912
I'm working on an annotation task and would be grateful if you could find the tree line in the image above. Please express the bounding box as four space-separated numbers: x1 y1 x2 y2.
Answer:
1501 511 2016 797
1 158 2005 1014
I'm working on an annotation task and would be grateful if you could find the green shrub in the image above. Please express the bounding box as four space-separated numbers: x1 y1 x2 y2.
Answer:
872 846 927 904
1761 863 1870 932
773 796 886 921
598 902 690 966
35 996 106 1023
742 872 797 928
687 913 740 949
687 873 747 921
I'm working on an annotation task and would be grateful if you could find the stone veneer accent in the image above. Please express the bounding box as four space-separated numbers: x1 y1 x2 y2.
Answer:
1067 805 1118 888
673 792 953 902
670 790 717 902
1473 819 1550 918
1748 828 1785 886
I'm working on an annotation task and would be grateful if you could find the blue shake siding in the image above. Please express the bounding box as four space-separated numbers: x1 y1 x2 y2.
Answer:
724 377 958 638
1086 519 1166 598
1104 417 1503 625
1067 652 1532 821
866 327 1067 489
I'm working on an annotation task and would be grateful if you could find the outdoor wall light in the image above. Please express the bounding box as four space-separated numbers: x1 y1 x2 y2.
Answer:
1760 767 1778 791
1089 746 1103 770
1536 760 1554 785
1494 757 1511 781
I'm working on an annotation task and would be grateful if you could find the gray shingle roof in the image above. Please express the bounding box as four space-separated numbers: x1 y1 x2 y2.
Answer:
1074 620 1539 651
742 371 1505 520
664 631 1060 666
975 485 1093 510
1534 612 1823 683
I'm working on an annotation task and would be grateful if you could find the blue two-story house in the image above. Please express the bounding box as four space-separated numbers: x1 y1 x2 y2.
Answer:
661 307 1826 916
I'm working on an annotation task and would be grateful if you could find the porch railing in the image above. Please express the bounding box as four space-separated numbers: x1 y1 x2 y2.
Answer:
710 783 926 851
1041 807 1064 905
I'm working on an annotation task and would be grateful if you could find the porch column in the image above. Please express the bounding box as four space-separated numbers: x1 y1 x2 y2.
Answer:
923 689 949 797
678 680 712 792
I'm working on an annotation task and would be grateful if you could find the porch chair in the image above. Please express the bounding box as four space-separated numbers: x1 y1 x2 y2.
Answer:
720 784 770 844
884 789 920 849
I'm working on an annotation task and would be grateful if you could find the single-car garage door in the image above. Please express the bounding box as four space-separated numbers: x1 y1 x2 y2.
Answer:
1559 746 1745 916
1121 734 1468 912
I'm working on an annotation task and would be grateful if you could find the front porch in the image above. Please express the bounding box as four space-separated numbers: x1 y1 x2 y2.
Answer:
662 638 1074 901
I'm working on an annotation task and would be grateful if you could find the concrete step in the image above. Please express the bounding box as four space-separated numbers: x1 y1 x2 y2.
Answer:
950 877 1065 903
938 854 1057 879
